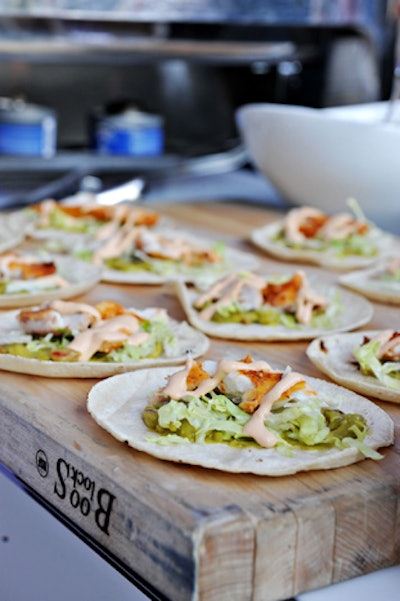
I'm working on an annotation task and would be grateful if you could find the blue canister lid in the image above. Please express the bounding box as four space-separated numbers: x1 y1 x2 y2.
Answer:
93 107 164 157
0 97 57 157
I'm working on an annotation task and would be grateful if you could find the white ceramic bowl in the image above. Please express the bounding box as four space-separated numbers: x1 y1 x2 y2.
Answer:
236 102 400 234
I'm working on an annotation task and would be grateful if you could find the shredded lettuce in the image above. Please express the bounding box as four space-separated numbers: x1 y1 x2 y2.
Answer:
341 437 383 460
277 231 377 258
157 392 248 443
309 290 344 329
353 340 400 390
1 315 180 363
208 290 343 329
274 229 327 251
102 317 177 363
47 207 104 235
26 332 70 352
211 301 297 327
144 390 376 457
266 396 331 447
104 242 226 280
329 234 377 258
275 200 378 258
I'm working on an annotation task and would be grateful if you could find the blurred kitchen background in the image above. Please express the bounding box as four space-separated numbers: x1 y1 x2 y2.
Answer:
0 0 398 208
1 3 400 601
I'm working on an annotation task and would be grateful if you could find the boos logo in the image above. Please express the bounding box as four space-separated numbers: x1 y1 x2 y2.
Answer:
36 450 116 535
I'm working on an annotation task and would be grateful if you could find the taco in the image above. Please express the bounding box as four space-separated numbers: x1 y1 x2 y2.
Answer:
250 205 396 270
87 355 393 475
14 199 259 285
0 252 102 308
339 256 400 305
172 269 373 340
307 330 400 403
20 198 159 241
0 299 209 378
83 226 260 287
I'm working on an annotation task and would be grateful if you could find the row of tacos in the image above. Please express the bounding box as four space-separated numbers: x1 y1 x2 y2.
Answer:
0 197 397 475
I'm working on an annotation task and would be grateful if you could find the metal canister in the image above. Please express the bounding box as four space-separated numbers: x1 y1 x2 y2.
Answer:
0 97 57 158
92 105 164 157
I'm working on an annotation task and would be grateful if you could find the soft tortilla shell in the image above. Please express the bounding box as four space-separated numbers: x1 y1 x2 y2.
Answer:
307 331 400 404
0 311 209 378
339 264 400 305
0 255 102 308
87 368 393 476
173 277 373 341
251 222 395 271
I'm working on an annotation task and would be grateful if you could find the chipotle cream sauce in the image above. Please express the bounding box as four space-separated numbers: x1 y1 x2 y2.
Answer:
35 199 58 227
284 206 324 244
194 270 326 325
67 314 148 361
243 371 304 448
195 273 265 321
163 358 274 401
161 358 308 448
92 226 139 264
295 271 327 324
371 330 400 360
284 206 366 244
320 213 359 241
93 226 218 266
94 205 130 241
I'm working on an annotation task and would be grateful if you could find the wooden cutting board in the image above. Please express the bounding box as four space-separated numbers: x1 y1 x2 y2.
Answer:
0 200 399 601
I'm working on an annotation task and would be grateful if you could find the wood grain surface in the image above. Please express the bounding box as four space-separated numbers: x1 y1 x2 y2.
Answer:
0 200 399 601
